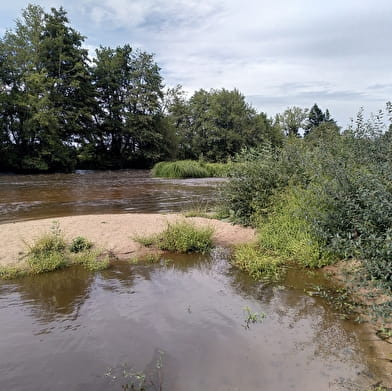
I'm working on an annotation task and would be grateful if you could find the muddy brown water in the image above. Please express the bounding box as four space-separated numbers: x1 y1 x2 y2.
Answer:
0 170 389 390
0 250 387 390
0 170 224 224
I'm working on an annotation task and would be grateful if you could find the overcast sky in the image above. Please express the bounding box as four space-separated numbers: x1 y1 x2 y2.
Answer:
1 0 391 127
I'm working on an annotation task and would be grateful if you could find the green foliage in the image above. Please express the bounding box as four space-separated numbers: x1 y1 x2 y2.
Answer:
242 306 266 329
137 221 214 253
257 187 332 268
71 250 110 271
152 160 209 178
0 265 28 280
26 227 67 273
70 236 93 253
151 160 232 178
232 243 284 281
166 87 282 162
224 106 392 287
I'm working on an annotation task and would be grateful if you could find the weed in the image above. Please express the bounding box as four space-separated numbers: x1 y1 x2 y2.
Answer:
106 350 165 391
232 243 284 282
157 221 213 253
70 236 93 253
26 229 67 274
243 306 266 329
0 265 28 279
136 221 214 254
71 249 110 271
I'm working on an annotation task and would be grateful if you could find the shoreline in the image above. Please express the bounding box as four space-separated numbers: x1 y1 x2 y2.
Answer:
0 213 256 267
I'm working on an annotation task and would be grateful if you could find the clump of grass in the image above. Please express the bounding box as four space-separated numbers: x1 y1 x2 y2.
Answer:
151 160 233 178
158 221 214 253
70 236 93 253
232 243 284 282
136 221 214 254
26 228 67 274
0 222 110 280
0 265 28 280
152 160 209 178
71 249 110 271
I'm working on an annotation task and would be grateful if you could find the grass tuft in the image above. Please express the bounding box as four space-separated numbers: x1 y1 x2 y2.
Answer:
135 221 214 254
151 160 232 178
232 243 284 282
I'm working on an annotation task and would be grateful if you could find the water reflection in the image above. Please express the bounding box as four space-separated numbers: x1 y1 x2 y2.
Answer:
0 251 385 390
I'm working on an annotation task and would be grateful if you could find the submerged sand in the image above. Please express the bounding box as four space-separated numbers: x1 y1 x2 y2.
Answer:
0 213 256 266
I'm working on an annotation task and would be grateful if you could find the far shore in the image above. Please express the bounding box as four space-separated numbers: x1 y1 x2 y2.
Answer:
0 213 256 267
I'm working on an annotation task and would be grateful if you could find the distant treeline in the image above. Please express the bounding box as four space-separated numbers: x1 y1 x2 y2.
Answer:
0 4 369 172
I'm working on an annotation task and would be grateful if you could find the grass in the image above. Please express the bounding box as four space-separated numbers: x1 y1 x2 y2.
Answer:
151 160 232 178
71 249 110 271
232 243 284 282
135 221 214 254
0 223 110 279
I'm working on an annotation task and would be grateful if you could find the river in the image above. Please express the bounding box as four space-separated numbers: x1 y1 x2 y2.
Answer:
0 170 388 390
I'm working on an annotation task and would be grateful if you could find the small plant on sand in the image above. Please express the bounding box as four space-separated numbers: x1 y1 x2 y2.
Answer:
26 221 67 274
70 236 93 253
135 221 214 254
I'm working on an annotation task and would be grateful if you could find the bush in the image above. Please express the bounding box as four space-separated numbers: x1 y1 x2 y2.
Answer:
70 236 93 253
26 232 67 274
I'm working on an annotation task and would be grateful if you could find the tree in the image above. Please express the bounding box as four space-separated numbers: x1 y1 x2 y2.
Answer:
84 45 172 168
304 103 336 136
168 88 277 161
277 106 308 137
0 4 94 172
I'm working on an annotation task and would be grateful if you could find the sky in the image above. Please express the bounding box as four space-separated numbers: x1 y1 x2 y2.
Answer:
1 0 391 127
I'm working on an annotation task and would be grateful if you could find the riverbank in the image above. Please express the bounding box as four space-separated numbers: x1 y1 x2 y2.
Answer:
0 213 256 267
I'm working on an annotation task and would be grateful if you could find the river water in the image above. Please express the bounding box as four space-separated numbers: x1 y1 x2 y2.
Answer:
0 170 223 224
0 170 388 390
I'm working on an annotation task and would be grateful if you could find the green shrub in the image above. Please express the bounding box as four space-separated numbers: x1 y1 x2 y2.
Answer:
26 232 67 274
27 252 67 274
70 236 93 253
232 243 284 281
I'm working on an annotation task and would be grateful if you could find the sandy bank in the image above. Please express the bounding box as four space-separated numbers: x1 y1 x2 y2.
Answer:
0 213 256 266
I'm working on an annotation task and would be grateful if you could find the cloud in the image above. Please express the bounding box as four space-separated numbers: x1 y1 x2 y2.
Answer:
1 0 391 125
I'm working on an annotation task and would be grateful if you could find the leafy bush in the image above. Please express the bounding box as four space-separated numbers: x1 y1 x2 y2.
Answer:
70 236 93 253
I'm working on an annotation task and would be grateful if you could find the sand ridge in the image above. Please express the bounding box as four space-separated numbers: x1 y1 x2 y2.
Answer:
0 213 256 266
